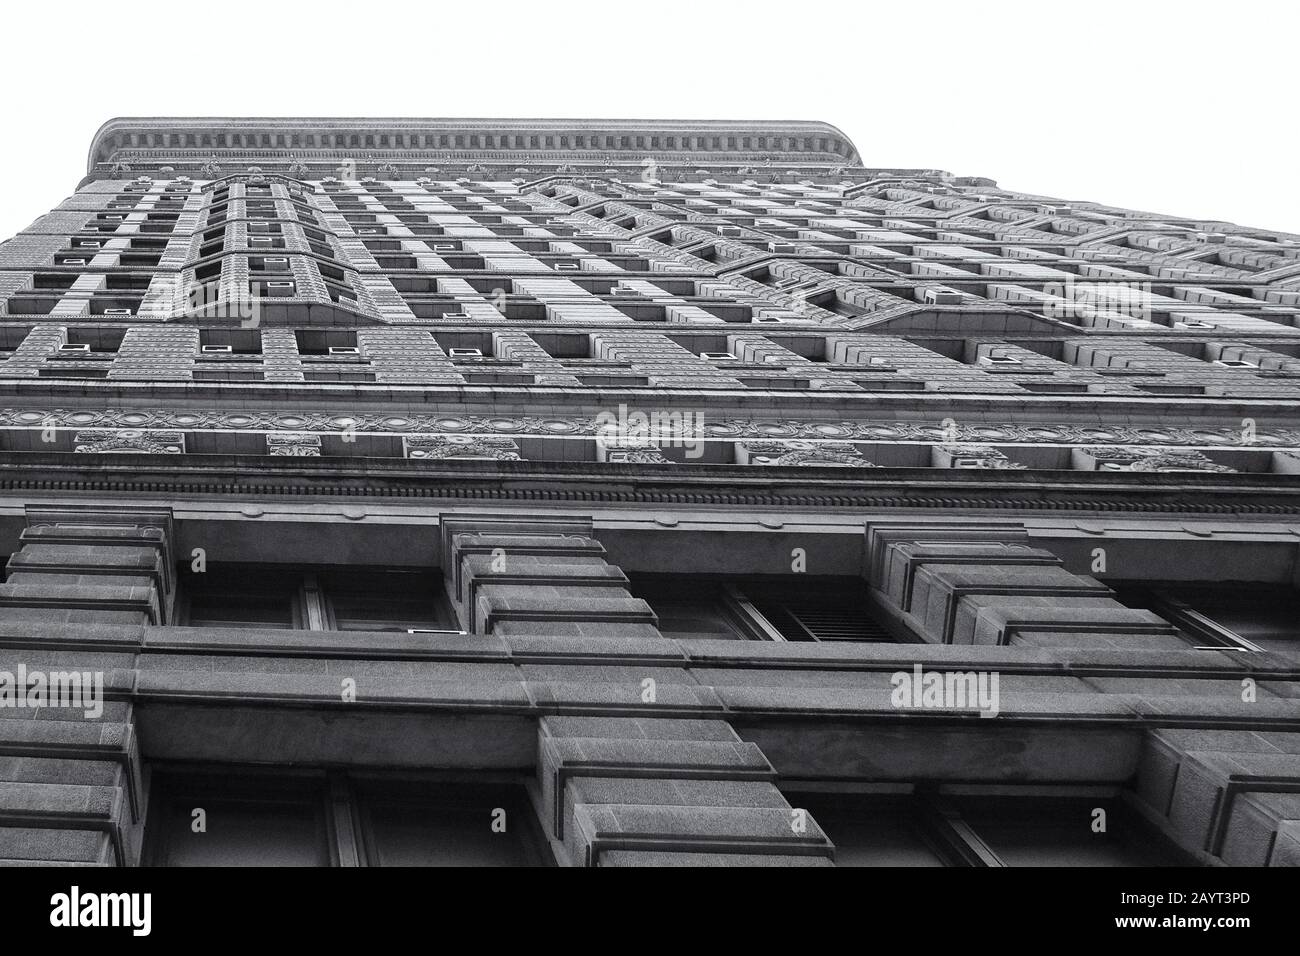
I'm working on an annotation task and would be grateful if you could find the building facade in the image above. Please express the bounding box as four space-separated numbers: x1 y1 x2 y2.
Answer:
0 117 1298 866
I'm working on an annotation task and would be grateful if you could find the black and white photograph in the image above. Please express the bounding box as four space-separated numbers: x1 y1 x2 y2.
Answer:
0 0 1288 939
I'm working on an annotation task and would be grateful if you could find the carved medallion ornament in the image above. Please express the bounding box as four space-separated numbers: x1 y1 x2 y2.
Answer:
267 433 322 457
736 440 875 467
403 435 522 461
1072 446 1236 473
73 430 185 454
932 445 1027 469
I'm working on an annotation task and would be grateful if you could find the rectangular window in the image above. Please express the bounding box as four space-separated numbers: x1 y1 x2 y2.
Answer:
182 566 302 628
353 779 549 867
786 791 1194 867
317 569 453 632
144 769 549 866
627 576 899 642
1116 584 1299 652
177 564 457 633
144 772 331 867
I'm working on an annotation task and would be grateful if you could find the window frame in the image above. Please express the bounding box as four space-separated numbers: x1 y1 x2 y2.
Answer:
143 764 555 867
1114 584 1272 652
783 784 1199 868
176 563 463 634
626 573 915 644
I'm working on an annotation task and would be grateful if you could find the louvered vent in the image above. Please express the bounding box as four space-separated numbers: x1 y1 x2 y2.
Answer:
751 589 891 642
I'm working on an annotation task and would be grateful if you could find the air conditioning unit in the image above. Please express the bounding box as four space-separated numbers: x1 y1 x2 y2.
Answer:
555 263 580 271
606 450 636 463
718 226 741 237
701 352 738 361
983 354 1021 365
202 345 233 354
58 343 90 353
923 289 963 305
1177 320 1215 330
249 236 274 246
449 348 484 358
432 244 457 251
328 346 360 356
102 308 133 316
1214 359 1256 368
768 242 797 254
1198 232 1227 244
76 240 101 248
443 311 471 320
266 281 296 290
263 257 289 268
610 287 637 296
64 258 87 266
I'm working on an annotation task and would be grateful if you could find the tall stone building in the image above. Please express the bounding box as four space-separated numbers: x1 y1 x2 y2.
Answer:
0 117 1297 867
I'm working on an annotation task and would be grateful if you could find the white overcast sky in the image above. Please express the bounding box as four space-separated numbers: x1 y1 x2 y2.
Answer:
1 0 1294 239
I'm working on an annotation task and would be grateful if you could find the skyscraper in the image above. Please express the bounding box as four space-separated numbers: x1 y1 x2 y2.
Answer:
0 117 1297 867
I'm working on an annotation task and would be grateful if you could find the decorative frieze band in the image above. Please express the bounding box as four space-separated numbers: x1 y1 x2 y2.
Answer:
9 408 1298 450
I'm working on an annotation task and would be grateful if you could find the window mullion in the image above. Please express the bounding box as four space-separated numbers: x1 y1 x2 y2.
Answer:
723 585 787 641
327 773 363 867
916 792 1005 868
302 573 329 630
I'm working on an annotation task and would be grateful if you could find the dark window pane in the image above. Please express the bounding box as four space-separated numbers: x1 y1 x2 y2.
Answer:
1176 587 1300 653
186 592 295 627
356 781 547 866
626 579 743 639
787 794 950 866
145 774 330 867
957 797 1188 867
1117 585 1300 652
319 569 453 632
180 565 299 628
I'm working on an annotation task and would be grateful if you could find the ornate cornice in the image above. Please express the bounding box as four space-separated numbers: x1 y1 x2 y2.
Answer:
87 117 863 174
1 453 1299 515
